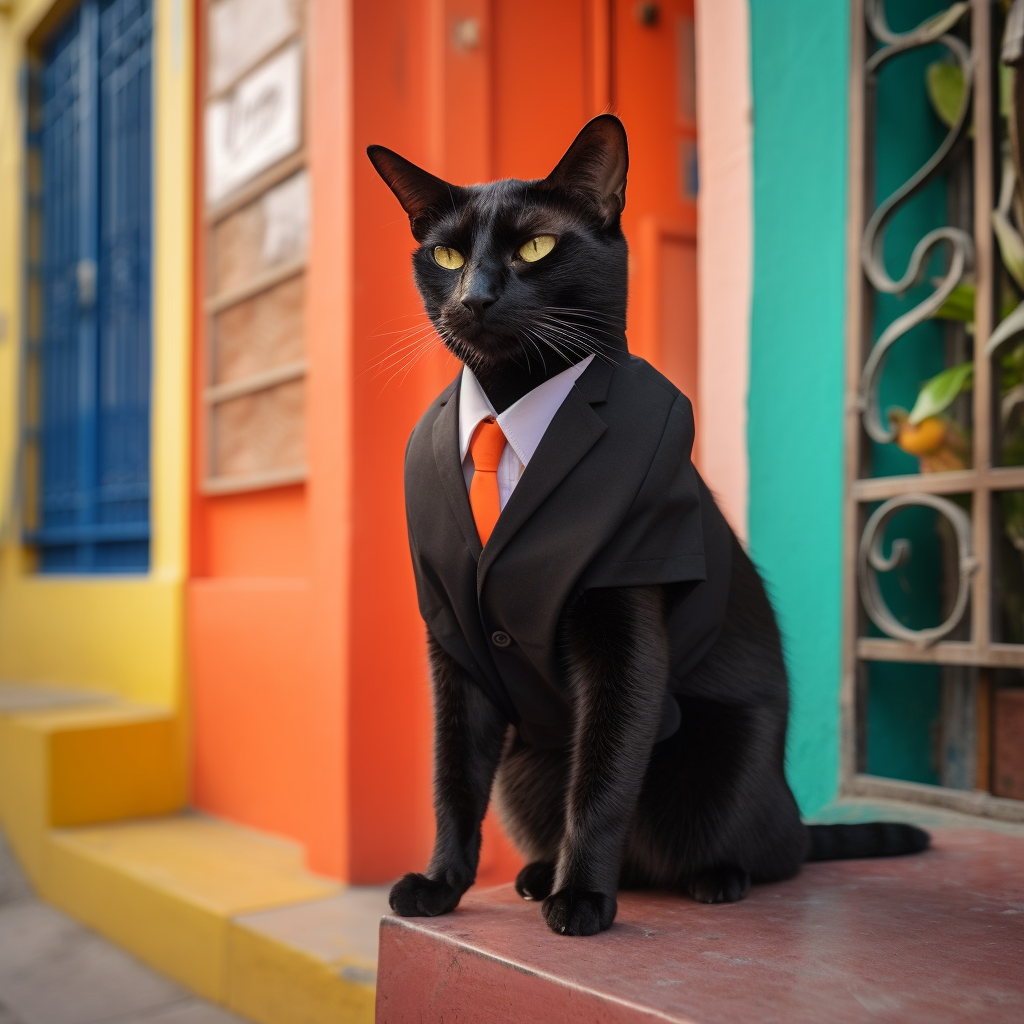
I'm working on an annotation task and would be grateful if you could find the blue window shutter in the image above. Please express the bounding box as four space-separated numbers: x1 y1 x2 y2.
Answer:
96 0 153 569
32 0 152 573
38 7 86 569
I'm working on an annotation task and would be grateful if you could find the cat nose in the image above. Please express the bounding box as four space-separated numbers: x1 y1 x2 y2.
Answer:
461 276 497 317
462 292 496 317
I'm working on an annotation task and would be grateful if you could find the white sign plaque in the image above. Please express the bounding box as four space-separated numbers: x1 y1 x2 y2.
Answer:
206 44 302 205
208 0 298 94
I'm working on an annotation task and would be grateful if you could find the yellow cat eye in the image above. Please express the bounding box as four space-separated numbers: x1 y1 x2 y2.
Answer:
433 246 465 270
518 235 557 263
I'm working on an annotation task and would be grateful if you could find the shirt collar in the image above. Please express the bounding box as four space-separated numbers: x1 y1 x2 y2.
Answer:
459 354 595 467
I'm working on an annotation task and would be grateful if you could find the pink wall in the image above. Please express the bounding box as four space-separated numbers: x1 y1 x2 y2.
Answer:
696 0 752 539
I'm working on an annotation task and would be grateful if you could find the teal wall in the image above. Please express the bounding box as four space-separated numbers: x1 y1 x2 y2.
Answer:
748 1 958 808
747 1 851 813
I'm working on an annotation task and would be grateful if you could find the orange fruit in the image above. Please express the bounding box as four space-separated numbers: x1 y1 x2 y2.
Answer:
897 416 947 456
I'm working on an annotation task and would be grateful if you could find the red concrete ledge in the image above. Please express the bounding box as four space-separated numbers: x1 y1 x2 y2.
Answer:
376 828 1024 1023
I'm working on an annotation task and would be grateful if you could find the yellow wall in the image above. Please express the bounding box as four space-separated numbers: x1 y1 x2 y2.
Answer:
0 0 192 708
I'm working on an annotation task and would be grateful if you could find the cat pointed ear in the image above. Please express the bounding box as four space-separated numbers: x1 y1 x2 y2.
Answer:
366 146 460 241
544 115 628 226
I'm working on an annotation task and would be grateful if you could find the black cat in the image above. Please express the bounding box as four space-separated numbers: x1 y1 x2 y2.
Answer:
367 115 928 937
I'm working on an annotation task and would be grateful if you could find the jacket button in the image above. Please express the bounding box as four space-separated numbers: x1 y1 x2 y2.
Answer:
491 631 511 648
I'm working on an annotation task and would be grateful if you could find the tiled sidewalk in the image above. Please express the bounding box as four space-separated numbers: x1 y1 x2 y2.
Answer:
0 833 247 1024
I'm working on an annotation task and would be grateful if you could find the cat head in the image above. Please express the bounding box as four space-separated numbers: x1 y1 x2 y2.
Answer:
367 115 629 388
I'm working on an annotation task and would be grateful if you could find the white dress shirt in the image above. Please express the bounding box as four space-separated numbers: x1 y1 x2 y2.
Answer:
459 354 595 510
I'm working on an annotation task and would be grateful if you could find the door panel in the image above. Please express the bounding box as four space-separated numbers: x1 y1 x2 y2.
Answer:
492 0 590 178
614 0 698 422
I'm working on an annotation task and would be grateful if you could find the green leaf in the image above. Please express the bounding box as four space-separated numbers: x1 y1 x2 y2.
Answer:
926 60 966 129
1001 63 1014 121
932 280 975 322
1000 338 1024 391
994 208 1024 290
908 361 974 424
987 301 1024 360
1002 280 1019 321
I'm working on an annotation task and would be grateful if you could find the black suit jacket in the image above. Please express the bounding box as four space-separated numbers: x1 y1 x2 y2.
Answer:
405 352 733 749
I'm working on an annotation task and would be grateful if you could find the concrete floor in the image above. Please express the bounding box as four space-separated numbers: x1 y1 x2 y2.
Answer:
0 833 247 1024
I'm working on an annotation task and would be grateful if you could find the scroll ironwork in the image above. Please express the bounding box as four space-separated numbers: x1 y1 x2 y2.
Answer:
857 493 978 646
858 0 975 444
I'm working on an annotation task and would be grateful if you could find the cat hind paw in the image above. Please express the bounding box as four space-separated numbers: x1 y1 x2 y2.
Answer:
388 873 461 917
687 865 750 904
542 887 617 936
515 861 555 901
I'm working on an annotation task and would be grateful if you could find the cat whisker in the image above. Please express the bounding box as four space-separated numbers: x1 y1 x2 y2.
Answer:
437 326 485 375
541 305 623 327
535 318 598 346
370 322 447 377
375 336 444 394
528 328 585 368
374 319 438 349
368 327 442 379
516 338 535 375
514 329 550 375
537 312 624 344
371 323 435 339
531 325 584 359
395 335 443 389
373 326 440 362
368 343 436 384
535 310 619 338
532 320 617 368
539 309 627 342
540 304 619 317
534 318 621 365
370 312 434 335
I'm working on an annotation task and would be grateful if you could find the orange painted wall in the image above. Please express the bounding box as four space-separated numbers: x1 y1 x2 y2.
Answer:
187 0 346 877
347 0 444 883
188 0 699 887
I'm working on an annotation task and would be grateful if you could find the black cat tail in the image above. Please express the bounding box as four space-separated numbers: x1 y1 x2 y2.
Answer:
804 822 930 861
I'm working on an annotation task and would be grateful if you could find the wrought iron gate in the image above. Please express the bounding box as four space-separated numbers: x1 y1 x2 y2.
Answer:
845 0 1024 817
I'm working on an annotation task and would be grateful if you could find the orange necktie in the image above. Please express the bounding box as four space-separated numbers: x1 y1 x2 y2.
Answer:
469 417 506 546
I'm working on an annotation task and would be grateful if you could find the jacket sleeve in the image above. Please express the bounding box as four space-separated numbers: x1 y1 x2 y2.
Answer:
579 393 706 589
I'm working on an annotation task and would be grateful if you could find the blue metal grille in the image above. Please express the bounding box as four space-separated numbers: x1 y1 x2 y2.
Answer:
29 0 152 572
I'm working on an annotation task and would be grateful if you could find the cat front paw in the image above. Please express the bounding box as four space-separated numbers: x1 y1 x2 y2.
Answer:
388 873 461 917
542 887 617 936
515 861 555 901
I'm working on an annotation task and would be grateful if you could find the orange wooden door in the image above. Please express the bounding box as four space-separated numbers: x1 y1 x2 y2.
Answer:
489 0 699 408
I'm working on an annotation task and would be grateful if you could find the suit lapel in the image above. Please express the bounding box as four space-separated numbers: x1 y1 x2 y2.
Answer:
477 356 617 585
432 379 483 559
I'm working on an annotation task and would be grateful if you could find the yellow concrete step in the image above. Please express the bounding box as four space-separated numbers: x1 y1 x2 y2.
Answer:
0 682 185 882
44 815 385 1023
229 890 387 1024
0 683 386 1024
